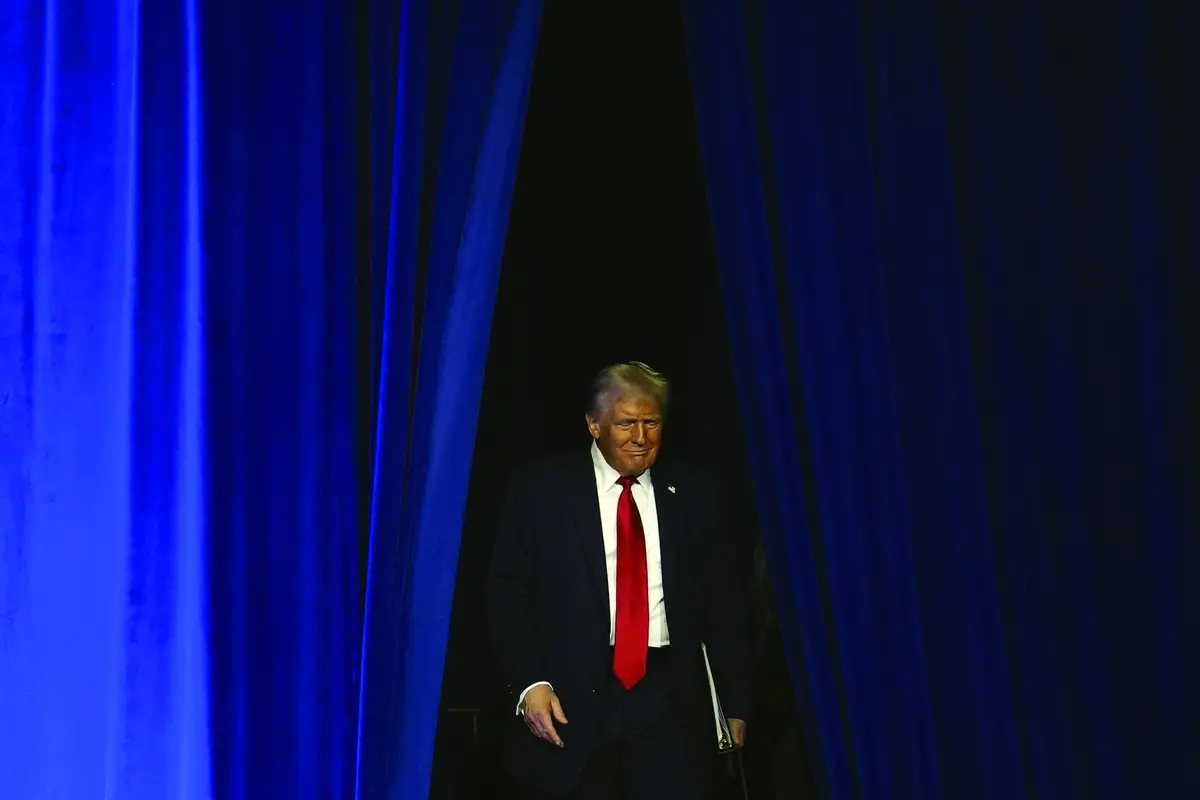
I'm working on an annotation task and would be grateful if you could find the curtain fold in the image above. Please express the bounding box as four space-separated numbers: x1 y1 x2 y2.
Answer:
678 3 852 796
684 0 1197 798
4 1 541 796
1 2 212 796
858 0 1024 795
201 2 363 797
355 1 543 798
940 4 1198 795
4 1 540 797
684 3 945 797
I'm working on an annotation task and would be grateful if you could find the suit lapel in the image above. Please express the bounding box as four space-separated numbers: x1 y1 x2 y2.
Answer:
652 466 680 617
568 452 609 618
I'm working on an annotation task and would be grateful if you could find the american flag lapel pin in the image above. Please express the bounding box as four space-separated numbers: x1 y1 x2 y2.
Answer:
667 484 676 494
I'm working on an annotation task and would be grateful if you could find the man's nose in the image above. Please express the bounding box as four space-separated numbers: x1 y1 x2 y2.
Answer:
631 423 646 444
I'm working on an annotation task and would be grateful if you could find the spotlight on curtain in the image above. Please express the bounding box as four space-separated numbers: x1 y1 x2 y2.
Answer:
1 2 212 796
354 1 543 798
3 0 542 797
683 0 1197 798
3 0 543 794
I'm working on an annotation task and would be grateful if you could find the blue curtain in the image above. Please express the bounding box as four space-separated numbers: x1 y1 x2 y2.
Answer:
683 1 1197 798
1 1 361 797
1 1 215 795
355 1 542 799
1 1 540 798
200 2 363 797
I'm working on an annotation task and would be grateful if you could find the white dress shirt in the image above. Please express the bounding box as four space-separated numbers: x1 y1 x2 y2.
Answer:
590 442 670 647
517 443 670 713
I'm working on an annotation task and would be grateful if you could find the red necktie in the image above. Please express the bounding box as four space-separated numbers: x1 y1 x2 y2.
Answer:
613 476 649 689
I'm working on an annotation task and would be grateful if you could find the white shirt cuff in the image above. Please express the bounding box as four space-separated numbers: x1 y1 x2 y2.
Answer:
515 681 552 715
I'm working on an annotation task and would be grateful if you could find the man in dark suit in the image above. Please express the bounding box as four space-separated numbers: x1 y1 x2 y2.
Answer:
486 361 751 798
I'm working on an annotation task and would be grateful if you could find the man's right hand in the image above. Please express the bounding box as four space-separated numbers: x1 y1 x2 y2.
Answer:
521 684 567 748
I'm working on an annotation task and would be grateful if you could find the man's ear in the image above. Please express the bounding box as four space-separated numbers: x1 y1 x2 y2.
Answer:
584 413 600 439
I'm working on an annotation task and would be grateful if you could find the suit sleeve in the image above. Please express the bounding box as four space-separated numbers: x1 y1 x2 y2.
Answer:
485 474 548 704
700 473 754 723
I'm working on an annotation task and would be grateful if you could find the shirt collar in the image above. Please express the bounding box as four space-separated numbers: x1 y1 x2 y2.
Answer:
590 441 652 492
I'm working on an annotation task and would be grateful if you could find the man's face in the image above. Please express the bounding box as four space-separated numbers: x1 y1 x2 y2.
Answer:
586 395 664 478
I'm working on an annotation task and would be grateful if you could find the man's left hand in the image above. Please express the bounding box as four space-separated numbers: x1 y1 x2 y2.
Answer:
727 718 747 748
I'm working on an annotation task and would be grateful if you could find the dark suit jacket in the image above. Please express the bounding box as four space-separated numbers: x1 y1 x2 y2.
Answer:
485 450 752 794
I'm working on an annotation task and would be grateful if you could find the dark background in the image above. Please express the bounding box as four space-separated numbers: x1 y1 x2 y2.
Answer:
431 1 783 796
443 0 747 710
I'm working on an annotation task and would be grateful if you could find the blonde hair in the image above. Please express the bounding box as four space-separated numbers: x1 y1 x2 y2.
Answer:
588 361 671 416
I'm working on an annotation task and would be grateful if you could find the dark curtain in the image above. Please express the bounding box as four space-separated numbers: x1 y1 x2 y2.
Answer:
683 1 1198 798
202 3 364 796
1 1 540 798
